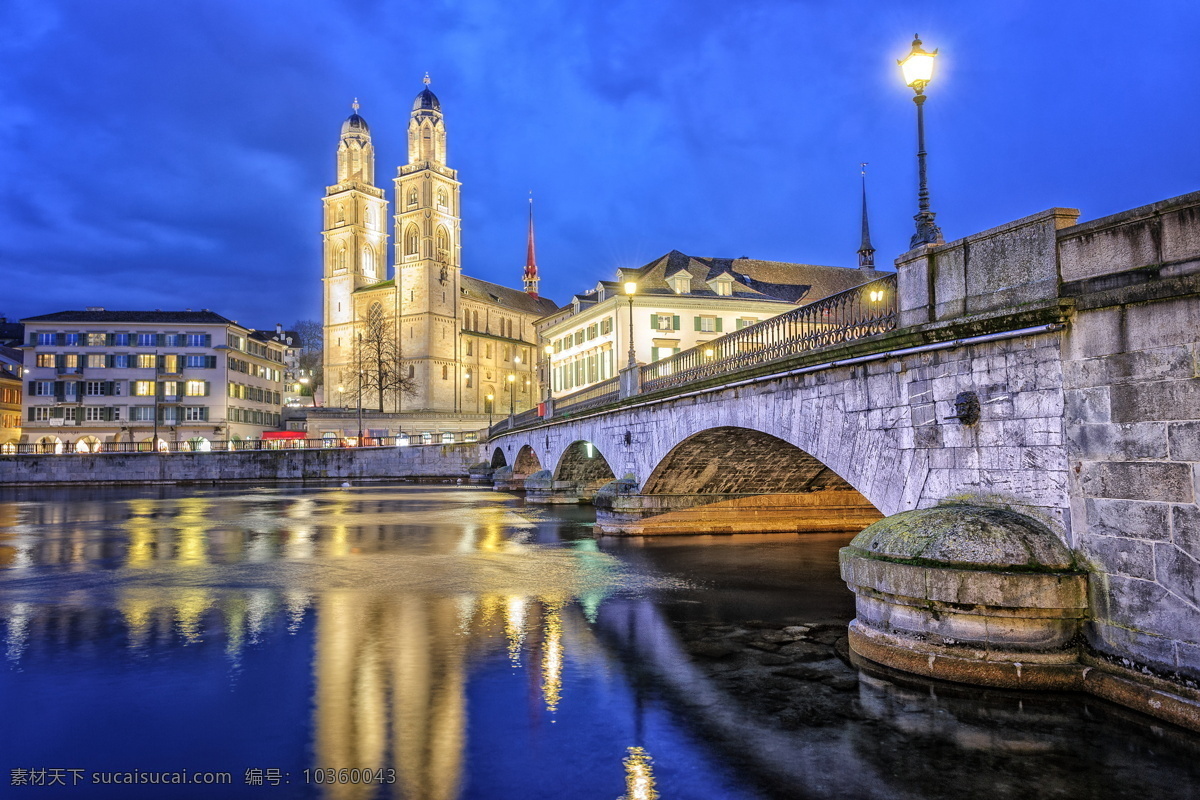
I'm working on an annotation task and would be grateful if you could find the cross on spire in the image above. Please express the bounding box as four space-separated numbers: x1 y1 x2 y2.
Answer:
351 97 360 113
423 72 431 85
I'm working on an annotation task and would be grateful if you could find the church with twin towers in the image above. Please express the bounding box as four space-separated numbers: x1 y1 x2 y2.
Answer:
321 78 557 436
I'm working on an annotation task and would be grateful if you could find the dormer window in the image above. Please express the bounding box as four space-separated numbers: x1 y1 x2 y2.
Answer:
669 273 692 294
710 276 734 296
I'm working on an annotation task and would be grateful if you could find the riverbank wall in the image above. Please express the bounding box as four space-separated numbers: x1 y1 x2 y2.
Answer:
0 443 485 486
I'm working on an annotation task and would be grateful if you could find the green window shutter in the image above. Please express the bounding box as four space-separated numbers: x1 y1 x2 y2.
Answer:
715 318 723 332
649 312 656 328
673 347 680 354
736 319 744 330
206 355 216 368
27 407 35 421
27 381 35 394
694 316 701 331
105 334 114 346
651 347 659 362
204 381 210 396
672 315 680 330
55 354 64 369
104 381 113 396
156 334 165 347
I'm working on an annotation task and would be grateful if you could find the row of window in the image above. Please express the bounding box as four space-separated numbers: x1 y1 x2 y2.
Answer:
32 333 213 348
29 380 214 398
553 348 617 393
0 387 18 404
33 354 218 370
461 311 522 340
553 318 615 353
227 335 284 363
1 413 18 428
228 408 281 426
461 338 532 365
228 357 281 381
26 405 280 427
227 383 281 405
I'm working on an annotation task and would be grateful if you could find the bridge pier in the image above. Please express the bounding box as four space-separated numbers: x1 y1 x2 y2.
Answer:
595 489 882 536
522 470 610 504
491 465 533 492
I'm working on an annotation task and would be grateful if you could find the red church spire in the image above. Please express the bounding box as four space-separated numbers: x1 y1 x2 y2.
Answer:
523 193 540 298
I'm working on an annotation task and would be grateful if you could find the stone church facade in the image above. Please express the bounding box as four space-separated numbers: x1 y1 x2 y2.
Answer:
320 82 557 439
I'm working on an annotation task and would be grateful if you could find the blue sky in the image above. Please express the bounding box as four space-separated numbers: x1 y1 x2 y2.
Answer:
2 0 1198 327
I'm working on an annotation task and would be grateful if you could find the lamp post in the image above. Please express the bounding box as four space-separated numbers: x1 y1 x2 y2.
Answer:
486 393 494 429
624 281 637 369
543 344 554 402
899 34 943 248
506 373 516 421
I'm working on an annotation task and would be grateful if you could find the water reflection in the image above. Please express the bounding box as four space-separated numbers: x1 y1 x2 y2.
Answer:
2 486 1200 800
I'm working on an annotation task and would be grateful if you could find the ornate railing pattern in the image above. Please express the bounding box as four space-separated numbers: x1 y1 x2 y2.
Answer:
554 377 621 415
640 274 897 394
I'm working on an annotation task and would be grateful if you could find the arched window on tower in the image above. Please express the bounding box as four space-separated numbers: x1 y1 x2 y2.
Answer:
435 226 449 263
364 206 375 228
362 246 376 278
405 224 419 257
437 189 447 209
336 243 347 272
408 188 418 206
336 204 345 225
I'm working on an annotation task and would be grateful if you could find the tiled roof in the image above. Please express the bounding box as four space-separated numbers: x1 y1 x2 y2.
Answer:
461 276 559 315
250 329 302 347
21 309 237 325
554 250 889 312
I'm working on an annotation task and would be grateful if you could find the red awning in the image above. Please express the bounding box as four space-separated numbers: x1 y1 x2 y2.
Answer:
261 431 307 440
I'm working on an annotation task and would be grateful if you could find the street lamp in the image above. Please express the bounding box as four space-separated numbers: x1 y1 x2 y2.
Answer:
624 281 637 369
899 34 943 248
507 373 516 421
543 344 554 401
486 393 494 429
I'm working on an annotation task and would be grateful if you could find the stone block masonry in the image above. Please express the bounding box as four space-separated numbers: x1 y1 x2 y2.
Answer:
0 444 484 486
1061 189 1200 682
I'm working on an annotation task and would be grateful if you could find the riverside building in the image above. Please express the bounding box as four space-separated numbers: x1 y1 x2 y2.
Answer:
19 310 286 452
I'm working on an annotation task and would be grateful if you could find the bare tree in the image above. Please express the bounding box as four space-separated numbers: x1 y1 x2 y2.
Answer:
291 319 324 399
351 303 417 412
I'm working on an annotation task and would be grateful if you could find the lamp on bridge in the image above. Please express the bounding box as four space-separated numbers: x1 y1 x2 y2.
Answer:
624 281 638 369
899 34 944 248
544 344 554 401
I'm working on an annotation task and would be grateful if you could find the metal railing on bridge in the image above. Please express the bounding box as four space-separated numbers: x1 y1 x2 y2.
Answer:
553 377 620 415
640 274 897 394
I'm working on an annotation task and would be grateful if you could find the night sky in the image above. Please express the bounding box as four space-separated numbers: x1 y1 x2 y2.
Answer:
3 0 1199 328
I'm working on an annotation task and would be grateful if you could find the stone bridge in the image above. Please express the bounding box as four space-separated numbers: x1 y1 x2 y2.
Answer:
488 191 1200 727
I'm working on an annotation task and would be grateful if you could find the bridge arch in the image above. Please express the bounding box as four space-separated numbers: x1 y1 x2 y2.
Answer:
644 427 862 498
489 447 507 468
554 440 617 486
514 445 543 475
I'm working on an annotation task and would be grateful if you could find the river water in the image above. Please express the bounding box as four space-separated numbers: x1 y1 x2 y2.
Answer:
1 483 1198 799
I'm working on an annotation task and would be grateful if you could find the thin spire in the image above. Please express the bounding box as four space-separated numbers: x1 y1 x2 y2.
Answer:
524 191 540 298
351 97 360 113
857 162 876 269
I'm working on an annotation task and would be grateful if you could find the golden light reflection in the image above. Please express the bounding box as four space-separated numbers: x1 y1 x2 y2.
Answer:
541 601 564 713
621 747 659 800
505 595 527 665
174 589 214 642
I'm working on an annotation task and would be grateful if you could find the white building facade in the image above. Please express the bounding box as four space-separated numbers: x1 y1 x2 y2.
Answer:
19 310 286 452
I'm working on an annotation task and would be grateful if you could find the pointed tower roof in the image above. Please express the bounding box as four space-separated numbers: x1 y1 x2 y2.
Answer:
524 194 540 298
413 72 441 112
857 163 876 269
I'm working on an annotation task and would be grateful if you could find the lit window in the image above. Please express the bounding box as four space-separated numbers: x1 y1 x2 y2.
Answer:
137 354 156 369
656 314 675 331
36 354 54 368
699 317 716 333
134 381 156 396
87 333 106 346
185 380 206 396
87 354 105 368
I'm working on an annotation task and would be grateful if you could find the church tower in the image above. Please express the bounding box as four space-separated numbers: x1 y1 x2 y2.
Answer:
394 76 462 411
323 101 390 393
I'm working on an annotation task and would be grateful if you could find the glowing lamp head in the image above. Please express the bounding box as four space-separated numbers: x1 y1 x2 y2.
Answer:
624 281 637 296
337 385 345 393
544 345 553 355
507 374 515 383
486 393 494 401
899 34 937 90
704 348 714 357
